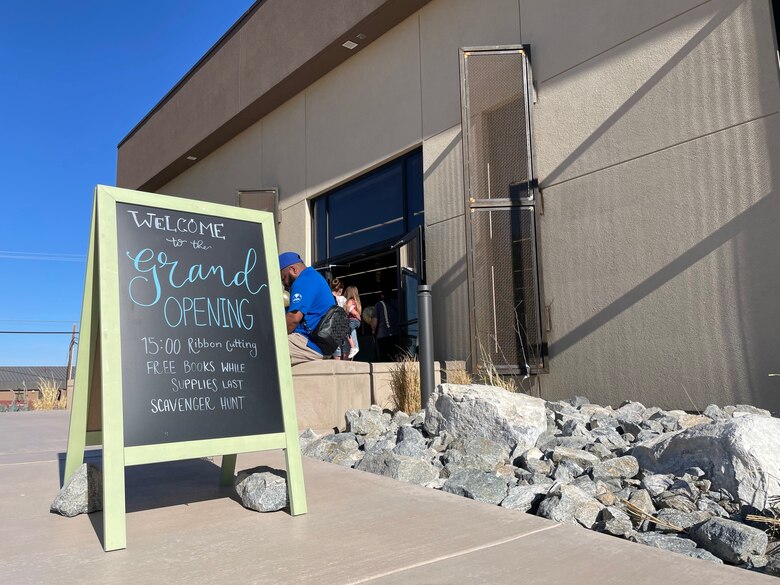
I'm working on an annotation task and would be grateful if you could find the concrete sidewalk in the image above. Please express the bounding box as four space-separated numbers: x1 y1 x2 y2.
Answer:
0 411 774 585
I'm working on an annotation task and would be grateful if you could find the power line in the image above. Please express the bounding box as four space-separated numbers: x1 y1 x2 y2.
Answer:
0 319 78 324
0 250 86 262
0 331 79 335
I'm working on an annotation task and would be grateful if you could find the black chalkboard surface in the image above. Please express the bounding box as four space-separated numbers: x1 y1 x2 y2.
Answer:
115 202 284 446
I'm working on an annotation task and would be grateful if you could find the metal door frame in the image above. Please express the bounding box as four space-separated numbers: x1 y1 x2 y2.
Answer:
460 45 548 374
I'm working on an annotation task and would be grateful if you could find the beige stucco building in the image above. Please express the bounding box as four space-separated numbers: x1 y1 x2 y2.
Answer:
116 0 780 412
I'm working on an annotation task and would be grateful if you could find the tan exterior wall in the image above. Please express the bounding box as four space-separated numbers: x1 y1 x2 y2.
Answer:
154 0 780 411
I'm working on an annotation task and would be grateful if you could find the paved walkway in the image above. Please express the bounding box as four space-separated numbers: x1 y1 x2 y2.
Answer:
0 411 774 584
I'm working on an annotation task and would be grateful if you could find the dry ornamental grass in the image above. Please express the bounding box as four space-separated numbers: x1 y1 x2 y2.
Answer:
30 378 66 410
389 354 421 413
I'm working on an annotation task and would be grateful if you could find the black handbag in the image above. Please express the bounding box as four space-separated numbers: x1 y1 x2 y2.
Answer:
306 305 351 356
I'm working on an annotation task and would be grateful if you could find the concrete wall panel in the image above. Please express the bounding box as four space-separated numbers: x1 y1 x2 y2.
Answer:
540 113 780 411
305 15 423 196
423 125 465 226
262 94 308 206
278 200 309 262
157 121 263 205
419 0 520 139
425 215 470 362
533 0 779 189
520 0 708 83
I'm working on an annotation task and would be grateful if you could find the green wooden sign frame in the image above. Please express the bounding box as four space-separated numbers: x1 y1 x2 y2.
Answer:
64 185 307 551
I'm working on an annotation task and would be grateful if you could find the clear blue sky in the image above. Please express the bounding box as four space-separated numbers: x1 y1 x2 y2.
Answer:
0 1 254 366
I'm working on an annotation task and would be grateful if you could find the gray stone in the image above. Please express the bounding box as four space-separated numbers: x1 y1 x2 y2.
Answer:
391 410 413 426
594 481 618 507
298 428 319 451
616 401 647 417
303 433 362 466
600 506 633 537
425 384 547 456
356 451 440 486
553 460 584 484
551 446 600 470
393 439 431 459
537 484 604 529
635 430 661 444
441 469 508 505
640 473 674 497
568 396 590 408
397 425 425 445
51 463 103 517
234 467 288 512
653 509 711 532
559 418 593 440
732 404 772 418
688 517 769 564
656 493 697 514
703 404 726 421
500 484 550 512
628 489 656 521
523 458 553 476
554 436 591 450
515 446 543 466
765 554 780 576
447 437 508 472
632 415 780 509
579 404 614 419
591 456 639 481
590 428 630 452
585 442 613 461
345 406 392 437
589 414 620 431
630 533 699 555
696 497 729 518
571 476 598 497
363 437 396 455
685 549 723 563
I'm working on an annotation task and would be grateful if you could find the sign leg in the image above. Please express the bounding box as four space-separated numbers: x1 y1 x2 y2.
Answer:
284 443 307 516
220 454 237 486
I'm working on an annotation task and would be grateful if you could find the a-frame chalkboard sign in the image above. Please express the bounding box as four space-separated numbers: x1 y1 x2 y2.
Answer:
64 185 306 551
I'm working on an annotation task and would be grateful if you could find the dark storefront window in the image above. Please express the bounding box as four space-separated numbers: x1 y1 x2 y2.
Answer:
313 149 423 263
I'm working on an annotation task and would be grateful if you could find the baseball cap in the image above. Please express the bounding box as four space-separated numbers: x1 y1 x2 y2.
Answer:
278 252 303 270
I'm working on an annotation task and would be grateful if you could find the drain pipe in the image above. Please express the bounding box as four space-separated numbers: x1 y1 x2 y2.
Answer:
417 285 435 410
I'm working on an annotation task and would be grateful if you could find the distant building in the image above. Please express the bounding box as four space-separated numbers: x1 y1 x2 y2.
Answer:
115 0 780 412
0 366 68 405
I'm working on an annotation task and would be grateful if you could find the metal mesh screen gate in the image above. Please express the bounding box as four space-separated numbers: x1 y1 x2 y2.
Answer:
460 46 545 373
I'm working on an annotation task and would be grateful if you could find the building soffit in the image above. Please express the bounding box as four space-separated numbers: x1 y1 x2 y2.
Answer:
116 0 432 192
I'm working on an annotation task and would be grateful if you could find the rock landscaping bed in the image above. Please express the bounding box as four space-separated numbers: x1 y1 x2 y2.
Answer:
300 384 780 577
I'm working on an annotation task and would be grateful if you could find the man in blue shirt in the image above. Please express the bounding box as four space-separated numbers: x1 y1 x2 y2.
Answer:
279 252 334 365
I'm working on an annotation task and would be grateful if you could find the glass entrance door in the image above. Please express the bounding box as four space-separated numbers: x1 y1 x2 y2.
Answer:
393 226 424 356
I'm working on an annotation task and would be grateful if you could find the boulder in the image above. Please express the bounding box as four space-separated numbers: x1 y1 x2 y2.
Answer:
688 517 768 564
356 451 439 486
234 467 288 512
632 415 780 509
441 469 508 505
446 437 508 472
599 506 633 537
51 463 103 517
591 456 639 481
537 484 604 529
345 406 392 437
500 484 550 513
425 384 547 456
303 433 362 467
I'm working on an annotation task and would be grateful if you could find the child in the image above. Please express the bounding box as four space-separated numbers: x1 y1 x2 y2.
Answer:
330 278 354 359
344 285 362 359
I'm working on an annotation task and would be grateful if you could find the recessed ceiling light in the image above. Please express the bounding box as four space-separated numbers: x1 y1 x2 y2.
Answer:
356 33 366 40
186 155 198 161
341 40 358 50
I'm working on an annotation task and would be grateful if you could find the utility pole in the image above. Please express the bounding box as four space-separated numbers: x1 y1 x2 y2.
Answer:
64 324 76 408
